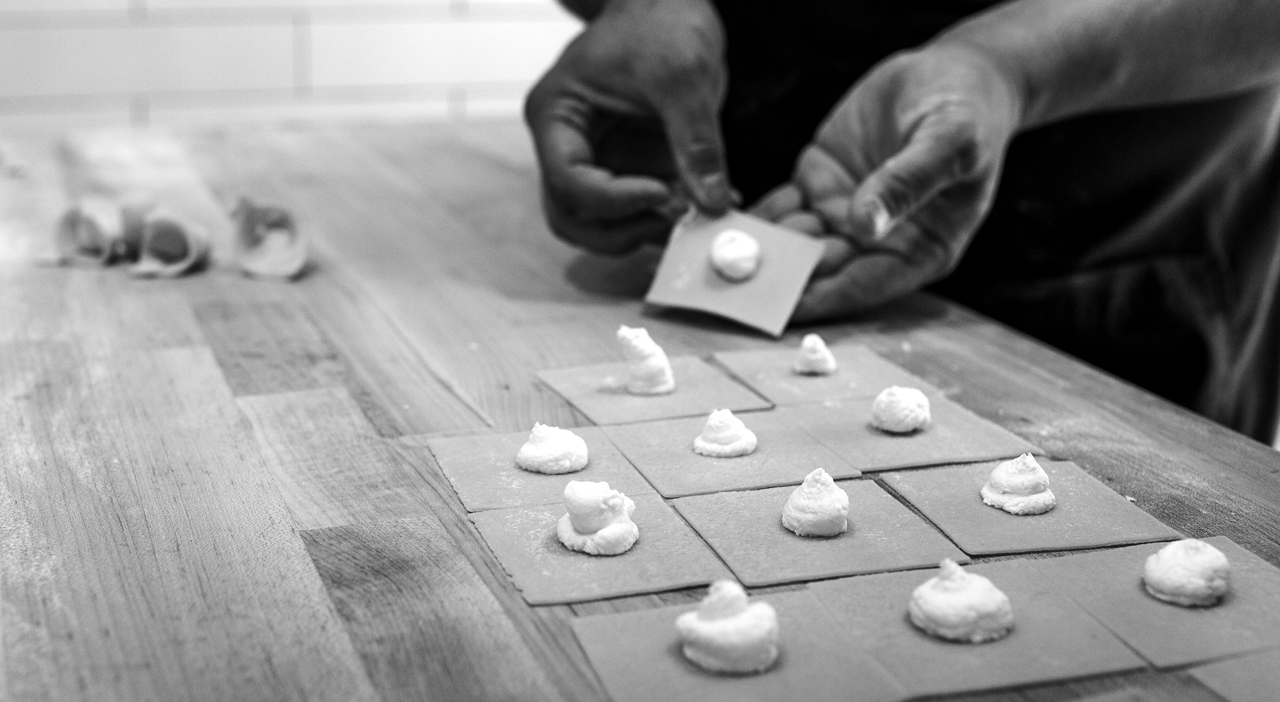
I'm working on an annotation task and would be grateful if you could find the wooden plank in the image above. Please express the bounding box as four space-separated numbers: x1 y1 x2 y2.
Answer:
192 297 349 396
284 262 490 438
302 517 564 702
382 438 609 702
0 264 71 343
0 340 378 702
237 387 438 531
65 270 206 351
166 121 1280 702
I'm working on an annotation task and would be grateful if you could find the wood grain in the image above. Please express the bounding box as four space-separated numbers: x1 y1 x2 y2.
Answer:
193 298 350 396
0 339 378 702
302 517 564 702
0 120 1266 702
238 386 437 530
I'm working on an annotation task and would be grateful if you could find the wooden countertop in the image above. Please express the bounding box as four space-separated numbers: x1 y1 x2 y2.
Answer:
1 120 1277 702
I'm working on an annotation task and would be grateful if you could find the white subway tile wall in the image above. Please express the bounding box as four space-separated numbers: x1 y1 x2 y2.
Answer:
0 0 581 126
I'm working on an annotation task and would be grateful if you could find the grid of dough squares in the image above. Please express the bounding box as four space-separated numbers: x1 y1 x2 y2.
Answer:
419 338 1280 698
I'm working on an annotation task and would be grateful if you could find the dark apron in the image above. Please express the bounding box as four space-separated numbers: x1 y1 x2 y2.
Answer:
714 0 1280 442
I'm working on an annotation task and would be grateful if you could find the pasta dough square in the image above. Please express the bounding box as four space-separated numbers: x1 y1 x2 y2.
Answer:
671 480 967 586
1189 648 1280 702
784 392 1042 472
713 345 938 406
602 411 859 498
469 494 730 605
644 211 825 338
1029 537 1280 668
881 459 1181 556
538 356 771 426
571 590 907 702
409 427 654 512
809 559 1146 698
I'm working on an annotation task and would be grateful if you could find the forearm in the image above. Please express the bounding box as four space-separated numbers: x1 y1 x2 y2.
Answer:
935 0 1280 129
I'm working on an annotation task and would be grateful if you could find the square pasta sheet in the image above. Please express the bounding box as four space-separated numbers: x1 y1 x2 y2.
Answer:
809 559 1146 698
644 210 825 337
780 392 1041 472
671 479 967 587
469 494 729 605
712 344 938 406
602 410 859 498
571 590 907 702
881 459 1181 556
1029 536 1280 668
414 426 653 512
538 355 771 425
1189 648 1280 702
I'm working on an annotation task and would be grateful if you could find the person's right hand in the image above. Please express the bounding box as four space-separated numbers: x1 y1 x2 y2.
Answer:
525 0 734 255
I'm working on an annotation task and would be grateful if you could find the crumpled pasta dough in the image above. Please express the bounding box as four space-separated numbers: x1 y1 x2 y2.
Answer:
693 409 758 458
515 423 588 474
617 325 675 395
556 480 639 556
908 559 1014 643
676 580 779 674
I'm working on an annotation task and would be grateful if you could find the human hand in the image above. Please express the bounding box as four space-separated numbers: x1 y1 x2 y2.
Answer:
753 44 1023 321
525 0 734 255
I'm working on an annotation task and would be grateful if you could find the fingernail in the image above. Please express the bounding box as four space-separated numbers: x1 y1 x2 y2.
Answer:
698 174 730 212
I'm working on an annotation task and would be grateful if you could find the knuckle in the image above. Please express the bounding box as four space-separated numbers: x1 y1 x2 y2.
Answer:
877 169 929 216
938 121 981 178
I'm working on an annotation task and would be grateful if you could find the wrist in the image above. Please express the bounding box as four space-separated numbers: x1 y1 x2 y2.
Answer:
914 41 1027 137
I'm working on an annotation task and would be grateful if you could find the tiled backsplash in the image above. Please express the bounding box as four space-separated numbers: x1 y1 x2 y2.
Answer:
0 0 580 127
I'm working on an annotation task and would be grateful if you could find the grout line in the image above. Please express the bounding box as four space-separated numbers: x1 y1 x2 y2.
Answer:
129 94 149 126
292 10 312 99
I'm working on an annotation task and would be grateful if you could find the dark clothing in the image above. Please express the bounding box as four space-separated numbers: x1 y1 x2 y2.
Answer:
714 0 1280 442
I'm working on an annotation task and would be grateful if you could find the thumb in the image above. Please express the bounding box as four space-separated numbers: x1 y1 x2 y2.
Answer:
659 95 733 215
846 114 979 240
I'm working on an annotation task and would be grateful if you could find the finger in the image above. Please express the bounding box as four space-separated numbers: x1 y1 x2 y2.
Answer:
657 94 733 215
792 251 933 323
750 183 804 221
543 188 674 255
794 146 856 202
535 111 673 221
777 212 825 236
845 116 979 240
811 236 857 277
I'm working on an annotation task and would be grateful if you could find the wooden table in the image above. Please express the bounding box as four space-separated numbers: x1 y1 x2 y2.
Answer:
2 120 1277 702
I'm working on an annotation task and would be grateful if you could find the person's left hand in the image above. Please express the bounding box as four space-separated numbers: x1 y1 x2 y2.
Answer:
752 43 1023 322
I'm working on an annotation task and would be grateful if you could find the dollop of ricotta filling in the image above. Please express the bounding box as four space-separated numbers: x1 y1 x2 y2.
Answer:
792 333 838 375
708 228 762 282
782 468 849 537
980 453 1056 515
870 385 931 434
617 325 675 395
1143 538 1231 607
676 580 779 674
693 409 758 458
515 423 589 474
556 480 639 556
908 559 1014 643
